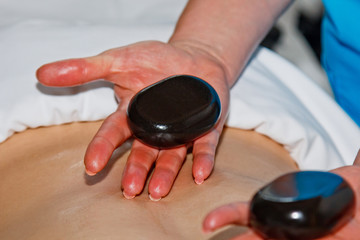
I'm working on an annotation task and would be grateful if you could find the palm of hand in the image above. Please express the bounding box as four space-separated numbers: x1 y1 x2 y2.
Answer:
37 40 230 200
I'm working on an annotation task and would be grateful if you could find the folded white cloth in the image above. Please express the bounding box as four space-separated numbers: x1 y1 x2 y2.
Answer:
227 48 360 170
0 20 170 142
1 0 359 170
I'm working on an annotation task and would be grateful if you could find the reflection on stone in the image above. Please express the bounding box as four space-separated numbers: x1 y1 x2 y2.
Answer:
127 75 221 148
249 171 355 240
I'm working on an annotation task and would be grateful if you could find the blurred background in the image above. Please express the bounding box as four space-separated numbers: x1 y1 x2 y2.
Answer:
261 0 332 96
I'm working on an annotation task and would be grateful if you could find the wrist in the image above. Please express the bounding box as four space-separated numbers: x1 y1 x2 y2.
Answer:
168 38 234 87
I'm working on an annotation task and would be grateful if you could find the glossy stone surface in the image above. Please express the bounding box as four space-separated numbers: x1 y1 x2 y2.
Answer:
250 171 355 240
127 75 221 148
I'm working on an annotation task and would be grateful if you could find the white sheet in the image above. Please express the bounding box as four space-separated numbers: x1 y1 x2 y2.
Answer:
1 0 359 170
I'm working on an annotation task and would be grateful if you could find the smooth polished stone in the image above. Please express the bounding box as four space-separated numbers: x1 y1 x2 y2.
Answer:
249 171 355 240
127 75 221 148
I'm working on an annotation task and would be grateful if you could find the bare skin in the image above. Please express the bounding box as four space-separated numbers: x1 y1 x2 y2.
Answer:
0 121 297 239
36 0 292 201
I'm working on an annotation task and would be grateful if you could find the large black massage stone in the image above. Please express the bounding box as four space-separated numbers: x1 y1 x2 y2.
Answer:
127 75 221 148
249 171 355 240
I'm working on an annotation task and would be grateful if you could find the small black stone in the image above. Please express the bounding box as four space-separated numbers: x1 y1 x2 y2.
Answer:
250 171 355 240
127 75 221 148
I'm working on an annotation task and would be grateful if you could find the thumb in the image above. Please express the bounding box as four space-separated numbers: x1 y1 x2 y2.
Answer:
36 54 113 87
203 202 250 233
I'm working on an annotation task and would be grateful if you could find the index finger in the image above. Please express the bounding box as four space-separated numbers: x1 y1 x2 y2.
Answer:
85 107 132 175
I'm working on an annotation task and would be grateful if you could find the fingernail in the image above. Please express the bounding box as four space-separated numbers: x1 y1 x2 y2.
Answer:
195 178 204 185
85 169 96 176
123 191 135 200
149 194 162 202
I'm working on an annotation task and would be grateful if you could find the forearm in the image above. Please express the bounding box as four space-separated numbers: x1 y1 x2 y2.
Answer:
169 0 292 85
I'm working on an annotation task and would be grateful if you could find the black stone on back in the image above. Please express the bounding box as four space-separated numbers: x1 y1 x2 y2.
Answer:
249 171 355 240
127 75 221 148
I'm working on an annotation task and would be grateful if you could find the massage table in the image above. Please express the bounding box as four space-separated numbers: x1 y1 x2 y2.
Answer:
1 0 359 239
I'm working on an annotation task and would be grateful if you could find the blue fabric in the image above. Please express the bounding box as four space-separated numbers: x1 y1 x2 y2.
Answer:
321 0 360 126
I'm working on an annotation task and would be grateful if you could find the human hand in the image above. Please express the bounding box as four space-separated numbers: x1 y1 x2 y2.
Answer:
36 40 230 200
203 150 360 239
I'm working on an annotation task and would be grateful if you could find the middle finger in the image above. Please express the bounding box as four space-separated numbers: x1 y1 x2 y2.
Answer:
121 140 159 199
148 146 188 201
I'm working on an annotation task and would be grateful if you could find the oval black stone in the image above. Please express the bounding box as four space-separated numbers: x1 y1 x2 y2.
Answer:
249 171 355 240
127 75 221 148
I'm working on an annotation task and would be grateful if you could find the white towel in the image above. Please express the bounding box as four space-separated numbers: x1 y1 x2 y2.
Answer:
227 48 360 170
